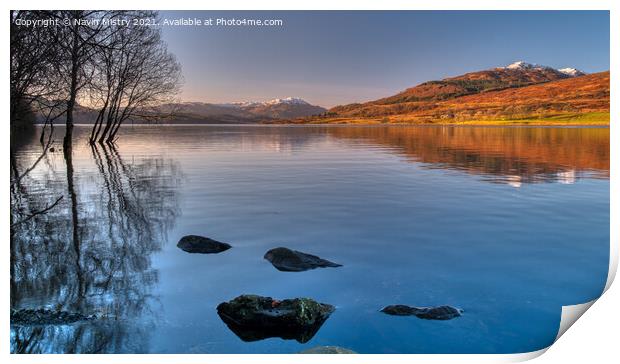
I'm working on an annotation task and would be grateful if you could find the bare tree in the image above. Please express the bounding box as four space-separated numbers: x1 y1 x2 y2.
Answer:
10 11 67 129
89 12 182 144
51 11 126 152
11 10 181 146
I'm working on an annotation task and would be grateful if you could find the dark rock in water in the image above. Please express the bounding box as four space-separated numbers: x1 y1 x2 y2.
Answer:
264 247 342 272
380 305 463 320
11 308 95 325
177 235 231 254
299 346 357 354
217 294 335 343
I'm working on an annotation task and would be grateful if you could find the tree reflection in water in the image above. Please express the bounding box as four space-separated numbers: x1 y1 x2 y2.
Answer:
10 141 181 353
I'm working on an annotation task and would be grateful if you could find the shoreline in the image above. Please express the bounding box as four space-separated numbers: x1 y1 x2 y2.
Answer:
36 122 611 128
263 121 611 127
266 111 611 126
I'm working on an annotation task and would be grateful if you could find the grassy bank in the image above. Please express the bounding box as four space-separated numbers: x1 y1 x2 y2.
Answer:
454 112 610 125
275 112 610 126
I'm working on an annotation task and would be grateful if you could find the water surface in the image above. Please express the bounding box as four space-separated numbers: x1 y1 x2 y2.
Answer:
10 125 609 353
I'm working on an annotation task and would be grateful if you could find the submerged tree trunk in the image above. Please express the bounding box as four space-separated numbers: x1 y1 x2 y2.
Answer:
64 143 85 307
62 14 85 301
63 16 80 154
64 24 81 299
90 102 108 144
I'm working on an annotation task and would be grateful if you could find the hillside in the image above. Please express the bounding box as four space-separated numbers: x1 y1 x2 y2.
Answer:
287 63 609 125
374 62 575 105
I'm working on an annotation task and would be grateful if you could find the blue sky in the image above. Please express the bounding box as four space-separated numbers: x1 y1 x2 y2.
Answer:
160 11 610 107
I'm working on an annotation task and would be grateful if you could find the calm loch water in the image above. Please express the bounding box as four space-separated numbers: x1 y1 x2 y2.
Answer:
10 125 609 354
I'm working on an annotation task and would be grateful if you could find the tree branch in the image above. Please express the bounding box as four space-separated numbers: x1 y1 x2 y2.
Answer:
11 196 64 228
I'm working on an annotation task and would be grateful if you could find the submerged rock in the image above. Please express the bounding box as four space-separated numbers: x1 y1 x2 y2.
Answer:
11 308 95 325
380 305 463 320
177 235 231 254
299 346 357 354
264 247 342 272
217 294 335 343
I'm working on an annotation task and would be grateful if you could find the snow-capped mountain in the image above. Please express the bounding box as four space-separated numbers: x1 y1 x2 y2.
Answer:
264 97 310 106
156 97 326 123
504 61 546 70
220 97 312 108
557 67 586 77
238 97 325 119
502 61 585 77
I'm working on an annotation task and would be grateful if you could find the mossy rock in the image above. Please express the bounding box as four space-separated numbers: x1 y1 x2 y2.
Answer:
217 295 335 343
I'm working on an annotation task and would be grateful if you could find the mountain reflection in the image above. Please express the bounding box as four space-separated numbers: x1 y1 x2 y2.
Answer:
10 141 181 353
327 126 609 185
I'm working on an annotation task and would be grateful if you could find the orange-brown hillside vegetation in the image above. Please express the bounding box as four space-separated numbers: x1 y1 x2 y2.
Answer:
281 68 609 125
437 71 609 120
373 66 573 105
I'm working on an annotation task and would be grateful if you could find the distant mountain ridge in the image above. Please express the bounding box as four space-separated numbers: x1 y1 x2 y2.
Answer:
232 97 312 107
159 97 326 123
62 97 327 124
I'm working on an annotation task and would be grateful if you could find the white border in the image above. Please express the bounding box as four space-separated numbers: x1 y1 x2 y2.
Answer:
2 1 617 363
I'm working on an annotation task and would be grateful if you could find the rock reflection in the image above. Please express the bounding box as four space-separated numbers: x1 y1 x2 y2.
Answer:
327 126 609 185
10 142 181 353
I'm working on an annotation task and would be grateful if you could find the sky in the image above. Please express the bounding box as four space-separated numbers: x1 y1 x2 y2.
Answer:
160 11 610 108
